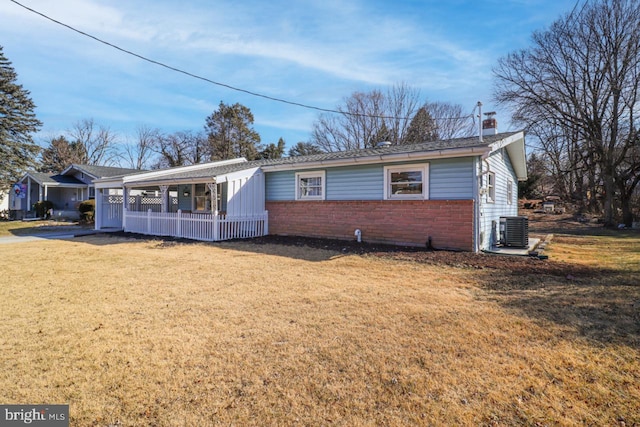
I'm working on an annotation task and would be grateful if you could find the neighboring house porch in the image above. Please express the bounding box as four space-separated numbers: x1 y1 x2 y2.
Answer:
9 164 140 220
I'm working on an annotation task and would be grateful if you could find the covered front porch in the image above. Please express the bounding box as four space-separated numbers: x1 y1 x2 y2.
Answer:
95 159 268 242
11 172 92 219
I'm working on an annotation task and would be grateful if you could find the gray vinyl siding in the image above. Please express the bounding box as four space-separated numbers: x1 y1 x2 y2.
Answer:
265 171 295 201
429 158 474 200
326 165 383 200
265 158 475 201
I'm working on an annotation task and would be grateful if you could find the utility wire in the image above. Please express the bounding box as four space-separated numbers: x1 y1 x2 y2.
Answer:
9 0 473 122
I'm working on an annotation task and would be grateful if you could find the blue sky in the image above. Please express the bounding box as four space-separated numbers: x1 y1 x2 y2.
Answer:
1 0 578 154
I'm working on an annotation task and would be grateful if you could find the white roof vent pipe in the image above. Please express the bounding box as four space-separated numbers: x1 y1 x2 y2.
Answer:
376 141 392 148
482 111 498 136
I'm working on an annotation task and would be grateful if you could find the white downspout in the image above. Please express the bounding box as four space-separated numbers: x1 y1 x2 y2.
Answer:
476 154 491 252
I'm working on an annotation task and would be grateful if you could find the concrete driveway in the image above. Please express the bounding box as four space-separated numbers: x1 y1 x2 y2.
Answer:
0 228 98 244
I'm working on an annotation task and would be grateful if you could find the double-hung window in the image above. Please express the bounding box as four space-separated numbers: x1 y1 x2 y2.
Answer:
486 172 495 203
384 164 429 200
295 171 325 200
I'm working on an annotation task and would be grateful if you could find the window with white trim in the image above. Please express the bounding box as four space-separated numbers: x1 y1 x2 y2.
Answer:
486 172 495 203
384 164 429 200
295 171 325 200
194 183 214 211
506 179 513 205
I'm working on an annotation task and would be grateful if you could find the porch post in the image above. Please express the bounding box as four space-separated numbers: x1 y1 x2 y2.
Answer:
159 185 169 213
26 177 31 212
122 187 128 230
95 188 103 230
207 181 218 215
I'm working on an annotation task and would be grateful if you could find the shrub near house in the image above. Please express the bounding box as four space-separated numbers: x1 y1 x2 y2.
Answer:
78 199 95 223
33 201 54 219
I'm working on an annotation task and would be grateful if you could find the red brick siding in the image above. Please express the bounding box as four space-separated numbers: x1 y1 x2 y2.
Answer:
265 200 474 251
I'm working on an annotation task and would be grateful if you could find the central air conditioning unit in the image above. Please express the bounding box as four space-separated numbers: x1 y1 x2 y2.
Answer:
499 216 529 248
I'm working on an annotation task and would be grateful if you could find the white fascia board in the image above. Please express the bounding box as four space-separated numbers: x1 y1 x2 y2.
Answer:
20 173 43 185
261 147 491 172
58 165 76 176
489 131 527 181
94 178 125 189
121 167 262 187
59 165 99 180
49 183 90 188
121 158 247 184
488 131 523 151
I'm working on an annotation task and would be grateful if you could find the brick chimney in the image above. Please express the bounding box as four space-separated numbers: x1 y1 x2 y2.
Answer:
482 112 498 136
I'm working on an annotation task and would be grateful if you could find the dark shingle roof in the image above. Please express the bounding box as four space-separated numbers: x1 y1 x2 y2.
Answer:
123 131 523 185
258 131 520 167
25 172 84 185
124 161 262 185
70 164 142 178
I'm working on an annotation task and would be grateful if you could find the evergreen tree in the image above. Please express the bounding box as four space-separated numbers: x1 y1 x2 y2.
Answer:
39 136 87 173
403 106 438 144
205 102 262 161
259 137 286 160
369 122 391 146
288 142 323 157
0 45 42 195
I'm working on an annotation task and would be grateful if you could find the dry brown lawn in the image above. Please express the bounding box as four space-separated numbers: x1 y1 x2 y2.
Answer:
0 231 638 426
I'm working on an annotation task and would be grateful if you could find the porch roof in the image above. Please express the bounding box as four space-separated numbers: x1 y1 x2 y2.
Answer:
61 164 142 179
121 158 260 186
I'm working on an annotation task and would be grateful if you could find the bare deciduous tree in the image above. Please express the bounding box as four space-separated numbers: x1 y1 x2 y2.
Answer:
312 90 387 152
69 118 117 165
311 83 473 151
425 101 475 140
494 0 640 226
122 125 159 170
153 130 208 168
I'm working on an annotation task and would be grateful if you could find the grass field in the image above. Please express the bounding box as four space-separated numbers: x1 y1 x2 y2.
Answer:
0 230 638 426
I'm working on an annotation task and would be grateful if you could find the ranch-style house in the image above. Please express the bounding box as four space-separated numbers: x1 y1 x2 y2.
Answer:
91 124 527 252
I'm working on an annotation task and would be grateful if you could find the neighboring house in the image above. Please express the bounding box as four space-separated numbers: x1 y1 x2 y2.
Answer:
93 123 527 252
9 164 141 219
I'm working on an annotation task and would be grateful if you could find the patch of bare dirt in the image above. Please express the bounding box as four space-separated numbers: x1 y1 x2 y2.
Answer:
251 235 602 278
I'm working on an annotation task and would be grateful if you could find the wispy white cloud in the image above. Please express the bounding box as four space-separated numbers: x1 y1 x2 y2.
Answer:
2 0 578 145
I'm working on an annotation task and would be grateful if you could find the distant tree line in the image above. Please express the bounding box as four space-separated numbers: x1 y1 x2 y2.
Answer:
35 88 475 174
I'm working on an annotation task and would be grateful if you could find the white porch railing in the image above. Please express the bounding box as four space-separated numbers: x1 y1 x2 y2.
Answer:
124 209 268 242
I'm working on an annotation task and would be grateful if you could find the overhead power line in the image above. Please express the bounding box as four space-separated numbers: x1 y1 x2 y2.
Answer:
9 0 473 122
